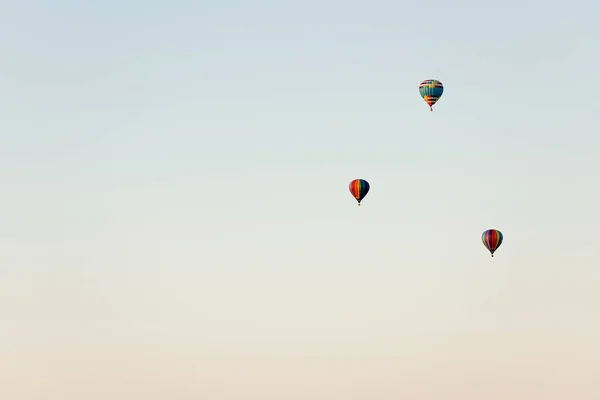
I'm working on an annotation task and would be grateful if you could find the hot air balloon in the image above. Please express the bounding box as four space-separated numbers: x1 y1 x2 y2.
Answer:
481 229 503 257
349 179 370 206
419 79 444 111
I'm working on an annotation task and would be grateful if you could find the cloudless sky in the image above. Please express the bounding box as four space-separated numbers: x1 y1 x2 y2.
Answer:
1 1 599 399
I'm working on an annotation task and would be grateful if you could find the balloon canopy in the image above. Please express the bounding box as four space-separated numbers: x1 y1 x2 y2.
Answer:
419 79 444 111
349 179 370 206
482 229 503 257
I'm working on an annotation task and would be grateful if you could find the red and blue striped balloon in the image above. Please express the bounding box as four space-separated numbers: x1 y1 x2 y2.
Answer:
349 179 370 206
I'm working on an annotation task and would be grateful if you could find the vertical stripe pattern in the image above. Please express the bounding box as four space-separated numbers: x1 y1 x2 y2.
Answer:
349 179 370 205
481 229 503 257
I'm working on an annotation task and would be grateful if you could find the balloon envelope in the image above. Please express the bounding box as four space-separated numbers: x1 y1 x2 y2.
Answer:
481 229 503 257
349 179 370 205
419 79 444 111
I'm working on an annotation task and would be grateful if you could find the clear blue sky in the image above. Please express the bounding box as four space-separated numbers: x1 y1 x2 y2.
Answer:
1 1 599 398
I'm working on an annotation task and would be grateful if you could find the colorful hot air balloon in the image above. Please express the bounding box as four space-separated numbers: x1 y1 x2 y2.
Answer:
349 179 370 206
481 229 503 257
419 79 444 111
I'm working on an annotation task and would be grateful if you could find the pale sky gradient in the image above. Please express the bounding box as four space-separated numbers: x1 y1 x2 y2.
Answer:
1 1 599 399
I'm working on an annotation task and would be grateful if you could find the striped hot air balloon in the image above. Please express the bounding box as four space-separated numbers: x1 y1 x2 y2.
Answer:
349 179 370 206
481 229 503 257
419 79 444 111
